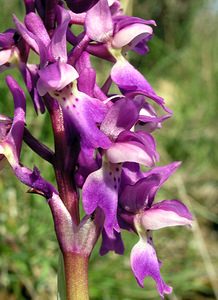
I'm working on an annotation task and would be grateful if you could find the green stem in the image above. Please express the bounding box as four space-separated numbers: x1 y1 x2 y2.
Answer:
63 253 89 300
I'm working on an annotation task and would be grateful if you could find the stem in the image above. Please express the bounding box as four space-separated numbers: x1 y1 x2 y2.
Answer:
101 76 113 94
64 253 89 300
23 128 54 164
44 95 80 225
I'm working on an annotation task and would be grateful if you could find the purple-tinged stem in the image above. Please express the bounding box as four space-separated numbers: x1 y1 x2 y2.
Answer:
23 128 54 164
87 44 115 62
101 75 113 94
44 95 80 225
63 253 89 300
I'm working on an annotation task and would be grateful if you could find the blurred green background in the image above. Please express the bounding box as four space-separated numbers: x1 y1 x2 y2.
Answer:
0 0 218 299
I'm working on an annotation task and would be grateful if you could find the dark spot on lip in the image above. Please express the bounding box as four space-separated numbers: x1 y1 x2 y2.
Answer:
114 185 117 189
113 177 116 182
70 92 73 96
73 104 76 108
75 98 79 102
62 97 66 101
109 172 112 176
116 167 119 172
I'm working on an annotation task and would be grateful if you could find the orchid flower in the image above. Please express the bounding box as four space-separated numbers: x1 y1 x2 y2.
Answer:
0 29 21 72
0 1 192 299
118 164 193 298
82 96 159 237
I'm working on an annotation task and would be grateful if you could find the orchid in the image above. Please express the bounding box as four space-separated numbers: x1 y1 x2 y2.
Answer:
0 1 192 299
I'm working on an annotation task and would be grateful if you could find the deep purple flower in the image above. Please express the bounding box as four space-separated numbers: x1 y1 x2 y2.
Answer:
0 1 193 298
82 96 159 237
130 234 172 298
0 76 56 198
118 164 193 297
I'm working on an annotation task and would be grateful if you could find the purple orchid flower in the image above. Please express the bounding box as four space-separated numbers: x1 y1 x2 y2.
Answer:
0 1 192 298
85 0 171 114
0 26 44 114
130 233 172 298
0 76 56 198
20 63 45 114
82 96 159 237
118 164 193 298
15 6 112 149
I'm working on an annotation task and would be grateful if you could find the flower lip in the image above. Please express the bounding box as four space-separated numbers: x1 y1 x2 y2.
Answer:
139 199 193 231
112 23 153 49
85 0 113 43
130 236 172 297
37 61 79 96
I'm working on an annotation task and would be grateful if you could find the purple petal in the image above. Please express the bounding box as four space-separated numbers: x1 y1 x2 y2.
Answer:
0 29 16 48
100 98 140 140
14 166 56 198
135 100 171 133
14 15 49 66
120 162 181 209
20 63 45 114
37 61 79 96
55 87 111 149
85 0 113 42
25 13 50 47
100 229 124 255
75 52 96 97
106 131 158 166
111 59 168 110
5 76 26 157
119 175 160 213
49 6 71 62
141 200 193 230
75 146 100 187
114 16 156 34
143 162 181 206
112 23 153 49
120 162 142 187
82 162 121 237
130 237 172 297
13 15 39 54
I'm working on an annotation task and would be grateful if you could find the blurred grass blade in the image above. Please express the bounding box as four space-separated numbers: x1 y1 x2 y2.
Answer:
57 251 66 300
121 0 133 15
